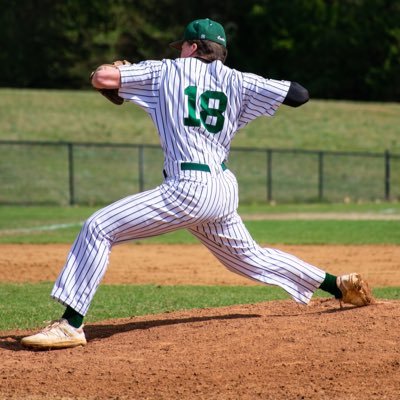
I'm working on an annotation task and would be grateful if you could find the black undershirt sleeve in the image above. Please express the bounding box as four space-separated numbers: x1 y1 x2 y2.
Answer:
282 82 310 107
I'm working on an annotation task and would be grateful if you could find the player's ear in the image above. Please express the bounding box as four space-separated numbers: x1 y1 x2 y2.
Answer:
180 41 198 58
189 42 198 56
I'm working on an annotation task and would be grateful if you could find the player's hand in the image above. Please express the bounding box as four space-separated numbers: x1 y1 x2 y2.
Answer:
111 60 131 67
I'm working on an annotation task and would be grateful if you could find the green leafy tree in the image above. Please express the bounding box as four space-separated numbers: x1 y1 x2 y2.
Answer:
0 0 398 100
0 0 114 88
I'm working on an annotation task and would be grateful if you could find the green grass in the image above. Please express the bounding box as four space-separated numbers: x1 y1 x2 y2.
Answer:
1 283 397 331
239 202 400 214
2 220 399 244
0 283 289 331
0 89 157 145
133 219 400 245
1 89 399 153
0 205 98 229
1 203 400 244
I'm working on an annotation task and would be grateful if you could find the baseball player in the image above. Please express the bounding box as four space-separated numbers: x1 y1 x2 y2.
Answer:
22 18 373 349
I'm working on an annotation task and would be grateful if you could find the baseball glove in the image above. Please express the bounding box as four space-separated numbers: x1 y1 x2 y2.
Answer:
337 273 374 307
91 60 131 105
97 88 124 105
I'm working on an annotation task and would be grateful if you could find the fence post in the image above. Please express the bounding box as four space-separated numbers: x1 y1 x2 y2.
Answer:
138 145 144 192
385 150 391 201
266 149 272 202
67 143 75 205
318 151 324 201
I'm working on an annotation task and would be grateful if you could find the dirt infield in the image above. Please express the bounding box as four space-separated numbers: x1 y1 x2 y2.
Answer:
1 243 400 399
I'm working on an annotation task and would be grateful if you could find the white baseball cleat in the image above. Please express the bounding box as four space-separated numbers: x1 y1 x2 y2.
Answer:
21 318 87 349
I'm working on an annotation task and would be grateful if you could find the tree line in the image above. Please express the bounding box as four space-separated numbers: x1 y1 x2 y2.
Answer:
0 0 399 101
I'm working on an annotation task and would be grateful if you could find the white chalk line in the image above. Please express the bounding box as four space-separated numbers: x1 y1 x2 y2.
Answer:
0 222 83 236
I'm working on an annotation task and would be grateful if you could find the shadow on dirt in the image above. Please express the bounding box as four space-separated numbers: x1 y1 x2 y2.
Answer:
0 313 261 352
86 313 261 340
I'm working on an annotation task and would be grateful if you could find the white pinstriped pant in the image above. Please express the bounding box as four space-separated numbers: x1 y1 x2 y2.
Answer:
51 168 326 316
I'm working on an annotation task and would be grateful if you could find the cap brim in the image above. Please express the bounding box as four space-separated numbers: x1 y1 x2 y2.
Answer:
169 40 184 50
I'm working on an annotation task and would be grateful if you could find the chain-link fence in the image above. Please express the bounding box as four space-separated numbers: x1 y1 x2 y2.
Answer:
1 140 398 205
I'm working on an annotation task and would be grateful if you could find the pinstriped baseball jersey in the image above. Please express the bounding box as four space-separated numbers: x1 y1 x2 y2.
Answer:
118 58 290 171
51 57 326 316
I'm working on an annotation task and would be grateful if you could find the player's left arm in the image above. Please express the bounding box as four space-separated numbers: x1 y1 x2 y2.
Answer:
91 65 121 89
282 82 309 107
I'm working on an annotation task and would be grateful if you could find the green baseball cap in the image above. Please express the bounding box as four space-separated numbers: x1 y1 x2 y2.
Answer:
170 18 227 49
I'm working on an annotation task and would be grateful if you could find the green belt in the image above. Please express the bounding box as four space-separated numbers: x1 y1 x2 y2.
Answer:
181 162 227 172
163 162 227 178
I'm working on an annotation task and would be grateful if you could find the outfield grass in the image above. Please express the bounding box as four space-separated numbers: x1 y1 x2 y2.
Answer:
1 89 399 153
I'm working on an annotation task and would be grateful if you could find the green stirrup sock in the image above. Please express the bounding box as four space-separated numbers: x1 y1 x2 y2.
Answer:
62 306 84 328
319 273 342 299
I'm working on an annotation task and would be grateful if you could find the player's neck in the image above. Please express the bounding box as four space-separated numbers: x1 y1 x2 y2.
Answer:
194 56 212 63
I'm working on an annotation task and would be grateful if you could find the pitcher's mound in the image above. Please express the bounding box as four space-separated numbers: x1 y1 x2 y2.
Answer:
1 298 399 399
